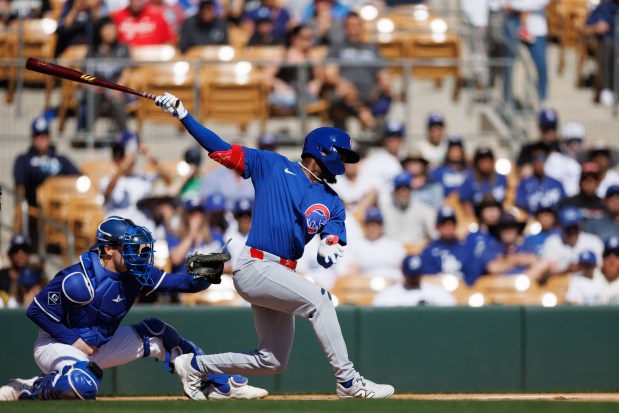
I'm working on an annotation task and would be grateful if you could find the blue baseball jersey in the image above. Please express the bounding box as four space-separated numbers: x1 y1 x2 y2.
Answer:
522 228 560 256
241 148 347 260
459 172 508 206
515 175 565 214
420 239 470 279
463 230 499 284
430 165 469 196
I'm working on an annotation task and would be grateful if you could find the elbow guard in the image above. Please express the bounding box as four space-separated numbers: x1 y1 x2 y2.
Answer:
209 144 245 175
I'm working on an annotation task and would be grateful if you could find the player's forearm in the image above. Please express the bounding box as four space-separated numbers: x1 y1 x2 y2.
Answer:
158 273 210 293
181 113 232 153
27 302 80 345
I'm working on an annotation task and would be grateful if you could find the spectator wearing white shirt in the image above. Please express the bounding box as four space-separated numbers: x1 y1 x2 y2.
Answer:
544 122 586 197
564 250 604 305
541 207 604 274
347 207 406 282
372 254 456 307
224 198 253 267
332 161 377 213
401 148 444 209
415 112 447 167
380 172 438 246
595 236 619 305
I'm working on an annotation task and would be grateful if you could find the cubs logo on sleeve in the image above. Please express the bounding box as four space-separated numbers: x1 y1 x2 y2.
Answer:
305 204 330 234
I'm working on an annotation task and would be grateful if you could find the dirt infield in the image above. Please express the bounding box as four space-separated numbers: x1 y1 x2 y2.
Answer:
99 393 619 402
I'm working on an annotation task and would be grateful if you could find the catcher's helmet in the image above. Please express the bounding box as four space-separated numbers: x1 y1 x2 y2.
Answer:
90 216 156 286
301 127 359 176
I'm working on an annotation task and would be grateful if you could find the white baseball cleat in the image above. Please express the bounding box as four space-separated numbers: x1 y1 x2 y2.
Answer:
336 373 394 399
0 377 38 401
173 353 206 401
206 375 269 400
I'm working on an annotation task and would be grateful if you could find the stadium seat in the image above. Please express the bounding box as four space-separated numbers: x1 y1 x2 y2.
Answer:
331 275 383 306
184 45 237 62
543 274 571 305
468 274 547 306
65 196 105 253
80 160 117 189
57 44 89 133
0 23 7 83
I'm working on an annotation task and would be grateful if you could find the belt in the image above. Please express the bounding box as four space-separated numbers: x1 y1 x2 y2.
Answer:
249 247 297 270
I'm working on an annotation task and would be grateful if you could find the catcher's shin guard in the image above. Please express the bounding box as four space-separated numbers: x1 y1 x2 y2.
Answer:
20 361 102 400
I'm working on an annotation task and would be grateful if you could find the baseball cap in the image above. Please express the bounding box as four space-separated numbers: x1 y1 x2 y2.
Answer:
184 146 202 166
257 133 278 150
427 111 445 128
578 250 597 266
559 207 582 228
199 0 216 7
488 212 526 238
183 197 204 212
8 234 32 254
365 207 383 224
538 108 558 130
437 206 457 224
533 199 558 216
204 193 226 212
606 185 619 198
474 145 494 161
447 135 463 147
588 141 612 159
233 198 253 216
31 116 50 136
604 236 619 257
383 120 405 138
393 171 413 189
402 255 424 277
561 122 585 142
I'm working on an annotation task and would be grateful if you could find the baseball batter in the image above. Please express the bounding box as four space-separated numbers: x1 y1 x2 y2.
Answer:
0 216 267 401
155 93 394 399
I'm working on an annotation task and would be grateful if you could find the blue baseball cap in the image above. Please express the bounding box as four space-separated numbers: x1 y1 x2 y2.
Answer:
365 207 383 224
384 120 405 137
205 193 226 212
31 116 50 136
182 197 204 212
402 255 424 277
233 198 253 216
578 250 597 266
8 234 32 254
447 135 463 147
184 146 202 166
427 111 445 128
606 185 619 198
533 199 559 216
559 207 582 228
393 171 413 189
437 206 457 224
604 236 619 257
538 108 558 130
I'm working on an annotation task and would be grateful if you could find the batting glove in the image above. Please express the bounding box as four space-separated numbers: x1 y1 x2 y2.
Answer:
318 235 345 264
155 92 187 120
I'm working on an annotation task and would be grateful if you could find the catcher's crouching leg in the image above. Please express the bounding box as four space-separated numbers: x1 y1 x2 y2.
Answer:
18 361 102 400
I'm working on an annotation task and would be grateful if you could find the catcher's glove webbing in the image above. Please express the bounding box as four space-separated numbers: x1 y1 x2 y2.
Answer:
185 251 231 284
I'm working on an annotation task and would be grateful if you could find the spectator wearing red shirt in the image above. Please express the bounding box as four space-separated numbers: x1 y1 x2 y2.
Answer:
112 0 175 46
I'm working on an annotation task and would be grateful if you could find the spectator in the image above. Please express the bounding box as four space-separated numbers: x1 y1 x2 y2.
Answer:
204 192 230 236
596 235 619 304
176 146 203 202
135 181 179 242
522 203 560 256
544 122 586 197
303 0 347 46
112 0 175 46
78 17 131 135
265 24 323 115
515 145 565 215
459 146 507 219
564 250 603 306
482 212 551 281
583 0 619 107
516 108 560 174
0 235 45 308
151 0 186 34
401 148 443 209
372 255 456 307
99 134 172 228
416 112 447 167
347 207 406 281
585 185 619 241
430 135 469 198
420 207 471 282
380 172 437 246
242 0 293 43
588 143 619 198
54 0 106 57
332 162 376 212
178 0 228 52
541 207 604 274
325 12 392 130
248 16 283 45
200 146 255 209
560 162 605 222
224 198 253 267
13 116 80 244
0 0 51 23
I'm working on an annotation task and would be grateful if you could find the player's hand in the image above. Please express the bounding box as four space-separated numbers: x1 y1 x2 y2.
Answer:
155 92 187 120
73 338 97 356
318 235 345 264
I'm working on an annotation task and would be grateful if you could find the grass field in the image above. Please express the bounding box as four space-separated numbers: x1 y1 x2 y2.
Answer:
1 399 619 413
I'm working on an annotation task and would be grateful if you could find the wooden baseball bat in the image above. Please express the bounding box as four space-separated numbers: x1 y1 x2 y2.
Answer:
25 57 179 107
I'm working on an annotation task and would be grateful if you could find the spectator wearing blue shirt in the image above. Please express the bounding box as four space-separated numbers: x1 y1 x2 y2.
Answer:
430 135 469 198
242 0 293 44
421 206 471 282
515 146 565 215
460 146 507 220
522 203 560 257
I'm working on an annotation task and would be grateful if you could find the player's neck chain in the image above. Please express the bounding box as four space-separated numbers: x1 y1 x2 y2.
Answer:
298 162 323 183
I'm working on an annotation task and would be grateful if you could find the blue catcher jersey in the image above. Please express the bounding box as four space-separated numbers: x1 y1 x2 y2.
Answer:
33 251 165 347
241 148 347 260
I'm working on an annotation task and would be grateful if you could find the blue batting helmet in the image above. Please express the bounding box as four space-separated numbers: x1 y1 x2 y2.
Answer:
90 216 156 286
301 127 359 176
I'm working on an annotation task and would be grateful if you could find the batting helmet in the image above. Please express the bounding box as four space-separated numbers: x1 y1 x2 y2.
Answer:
301 127 359 176
90 216 156 286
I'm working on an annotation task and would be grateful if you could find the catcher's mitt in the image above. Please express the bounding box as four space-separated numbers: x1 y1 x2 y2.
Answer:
185 251 231 284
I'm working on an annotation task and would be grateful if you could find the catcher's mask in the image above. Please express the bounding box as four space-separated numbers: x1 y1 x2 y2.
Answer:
91 216 156 286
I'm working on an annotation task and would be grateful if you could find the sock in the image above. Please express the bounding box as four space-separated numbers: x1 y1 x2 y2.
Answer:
339 379 354 389
191 355 200 371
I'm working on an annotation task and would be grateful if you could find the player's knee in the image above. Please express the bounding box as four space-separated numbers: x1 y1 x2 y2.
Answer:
257 349 287 374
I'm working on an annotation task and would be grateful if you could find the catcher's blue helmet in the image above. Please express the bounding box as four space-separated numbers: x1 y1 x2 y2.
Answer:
90 216 156 286
301 127 359 176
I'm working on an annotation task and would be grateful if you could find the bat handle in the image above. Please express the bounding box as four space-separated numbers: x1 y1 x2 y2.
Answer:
147 93 179 108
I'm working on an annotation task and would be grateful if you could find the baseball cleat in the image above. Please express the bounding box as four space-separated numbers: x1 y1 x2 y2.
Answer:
0 377 38 401
336 373 394 399
206 375 269 400
173 353 206 401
